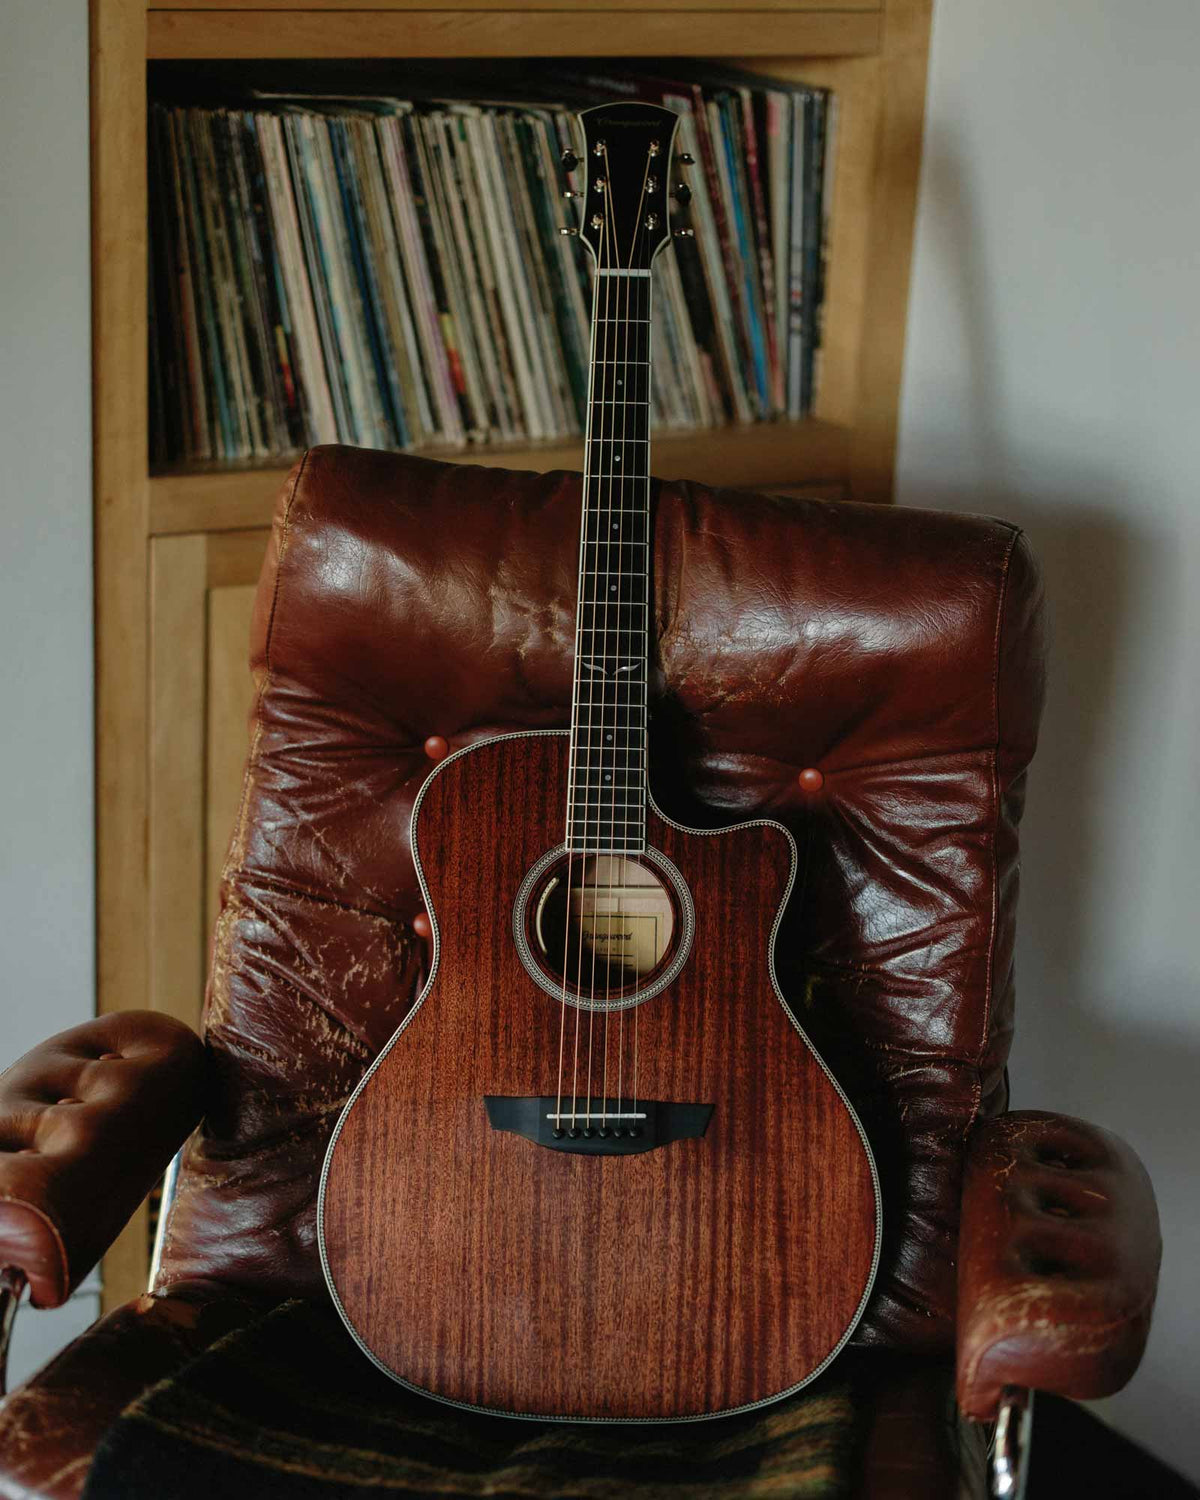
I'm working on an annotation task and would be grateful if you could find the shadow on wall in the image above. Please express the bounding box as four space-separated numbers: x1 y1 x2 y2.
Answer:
900 140 1200 1476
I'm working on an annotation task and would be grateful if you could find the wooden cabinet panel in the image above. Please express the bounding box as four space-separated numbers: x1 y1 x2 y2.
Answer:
206 585 259 946
149 531 269 1033
148 10 882 61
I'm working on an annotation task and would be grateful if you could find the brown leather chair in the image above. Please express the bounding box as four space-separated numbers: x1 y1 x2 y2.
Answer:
0 448 1161 1498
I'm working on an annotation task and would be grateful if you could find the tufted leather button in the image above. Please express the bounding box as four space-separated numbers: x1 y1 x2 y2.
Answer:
423 736 449 762
412 912 433 940
797 767 824 792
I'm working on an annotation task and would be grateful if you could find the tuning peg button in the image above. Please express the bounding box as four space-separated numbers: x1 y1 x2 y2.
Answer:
561 148 579 173
559 226 579 237
673 183 692 206
562 189 581 199
678 153 696 166
673 227 695 239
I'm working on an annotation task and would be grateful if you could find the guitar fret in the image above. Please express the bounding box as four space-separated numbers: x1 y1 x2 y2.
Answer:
570 770 645 780
568 825 645 830
570 752 646 762
567 792 642 804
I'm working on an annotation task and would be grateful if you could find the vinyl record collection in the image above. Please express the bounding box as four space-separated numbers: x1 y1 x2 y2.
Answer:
148 72 837 466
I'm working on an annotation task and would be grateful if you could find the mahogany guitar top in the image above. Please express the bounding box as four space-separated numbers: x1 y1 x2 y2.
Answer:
319 732 880 1422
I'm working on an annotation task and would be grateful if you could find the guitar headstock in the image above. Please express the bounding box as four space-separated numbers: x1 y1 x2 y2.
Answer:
563 102 685 273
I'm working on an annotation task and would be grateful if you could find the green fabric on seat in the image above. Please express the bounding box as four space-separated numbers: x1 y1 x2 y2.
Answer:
83 1299 867 1499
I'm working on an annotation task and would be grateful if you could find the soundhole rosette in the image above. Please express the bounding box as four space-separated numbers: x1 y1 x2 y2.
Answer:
513 844 694 1011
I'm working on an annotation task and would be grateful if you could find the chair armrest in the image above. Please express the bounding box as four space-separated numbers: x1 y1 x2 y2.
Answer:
956 1110 1161 1421
0 1012 205 1307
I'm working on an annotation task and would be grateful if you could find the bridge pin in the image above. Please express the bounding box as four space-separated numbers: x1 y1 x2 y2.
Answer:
628 1127 643 1139
552 1128 566 1139
568 1127 582 1139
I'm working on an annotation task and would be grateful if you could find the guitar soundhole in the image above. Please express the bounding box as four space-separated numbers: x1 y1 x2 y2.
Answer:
518 851 688 1009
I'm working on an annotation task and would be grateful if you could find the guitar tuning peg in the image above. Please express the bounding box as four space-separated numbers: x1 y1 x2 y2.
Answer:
673 226 695 239
562 189 581 199
672 183 692 206
560 148 580 173
678 153 695 166
558 226 579 237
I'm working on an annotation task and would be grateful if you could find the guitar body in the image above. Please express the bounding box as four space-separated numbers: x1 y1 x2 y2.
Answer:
319 731 880 1422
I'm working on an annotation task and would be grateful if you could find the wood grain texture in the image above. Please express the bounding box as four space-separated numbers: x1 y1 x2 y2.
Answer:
147 10 882 61
155 0 880 11
147 531 270 1041
205 583 258 948
321 733 878 1420
149 535 207 1026
94 0 152 1315
147 419 853 535
847 0 934 501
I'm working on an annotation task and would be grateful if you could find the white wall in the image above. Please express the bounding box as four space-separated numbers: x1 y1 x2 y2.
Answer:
897 0 1200 1481
0 0 98 1386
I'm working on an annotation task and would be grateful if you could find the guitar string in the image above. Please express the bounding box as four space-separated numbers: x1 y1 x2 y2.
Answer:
572 171 620 1134
599 146 625 1133
605 144 652 1134
628 158 655 1132
582 177 619 1134
589 154 641 1134
556 124 601 1135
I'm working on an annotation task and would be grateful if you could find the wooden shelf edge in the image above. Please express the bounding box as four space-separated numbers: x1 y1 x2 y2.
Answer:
153 1 880 11
148 420 850 535
147 10 881 61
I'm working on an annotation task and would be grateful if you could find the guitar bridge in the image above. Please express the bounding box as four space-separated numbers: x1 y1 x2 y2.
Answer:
483 1096 713 1155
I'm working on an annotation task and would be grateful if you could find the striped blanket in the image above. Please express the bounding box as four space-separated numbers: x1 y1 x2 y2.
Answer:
84 1299 865 1498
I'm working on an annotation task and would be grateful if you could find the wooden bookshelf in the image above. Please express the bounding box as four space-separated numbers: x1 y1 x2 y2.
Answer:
148 419 852 534
92 0 933 1307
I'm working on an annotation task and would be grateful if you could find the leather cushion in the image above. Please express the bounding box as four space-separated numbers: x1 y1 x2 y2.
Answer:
157 446 1046 1351
0 1012 205 1306
957 1111 1161 1418
0 1288 258 1500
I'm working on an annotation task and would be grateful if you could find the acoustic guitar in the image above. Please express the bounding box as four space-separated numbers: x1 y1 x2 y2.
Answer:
319 101 880 1423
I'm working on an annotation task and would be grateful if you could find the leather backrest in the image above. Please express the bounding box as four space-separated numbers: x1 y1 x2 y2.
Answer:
157 444 1046 1351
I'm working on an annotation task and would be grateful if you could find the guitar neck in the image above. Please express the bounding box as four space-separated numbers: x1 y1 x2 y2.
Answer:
566 268 653 855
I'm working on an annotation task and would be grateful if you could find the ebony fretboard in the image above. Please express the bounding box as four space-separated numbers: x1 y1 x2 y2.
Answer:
567 269 652 854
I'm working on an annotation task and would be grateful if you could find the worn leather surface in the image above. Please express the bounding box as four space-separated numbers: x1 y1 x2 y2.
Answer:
156 444 1048 1352
0 1288 259 1500
850 1355 989 1500
0 1013 205 1306
956 1110 1161 1420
